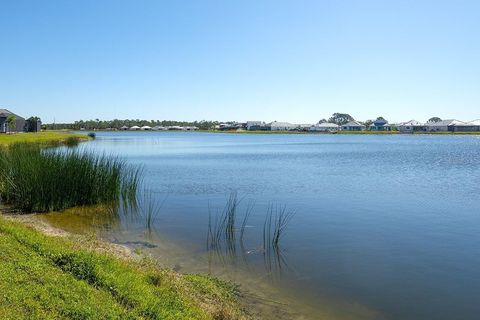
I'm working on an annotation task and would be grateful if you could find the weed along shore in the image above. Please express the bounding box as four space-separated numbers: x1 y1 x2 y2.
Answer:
0 133 251 320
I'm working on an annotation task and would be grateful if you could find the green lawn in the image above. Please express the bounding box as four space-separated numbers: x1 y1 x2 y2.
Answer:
0 131 88 146
0 217 248 320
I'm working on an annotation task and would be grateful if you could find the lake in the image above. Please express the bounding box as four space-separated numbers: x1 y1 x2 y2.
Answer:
44 132 480 319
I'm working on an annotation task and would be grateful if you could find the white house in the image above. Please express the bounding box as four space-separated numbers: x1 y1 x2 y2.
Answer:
310 123 339 132
129 125 140 130
268 121 297 131
296 124 313 131
140 125 152 130
246 121 266 130
397 120 425 133
425 119 460 132
341 120 366 131
448 119 480 132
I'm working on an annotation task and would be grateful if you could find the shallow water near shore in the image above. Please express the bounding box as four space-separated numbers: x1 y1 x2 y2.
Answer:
44 132 480 319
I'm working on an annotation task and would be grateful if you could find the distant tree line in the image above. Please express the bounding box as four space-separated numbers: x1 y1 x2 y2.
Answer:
45 114 445 131
44 119 220 130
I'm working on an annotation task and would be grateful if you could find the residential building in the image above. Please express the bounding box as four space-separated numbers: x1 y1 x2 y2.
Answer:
448 120 480 132
129 125 140 130
369 118 391 131
310 123 340 132
268 121 297 131
25 117 42 132
296 124 313 131
246 121 268 131
341 120 366 131
397 120 425 133
0 109 26 133
425 119 458 132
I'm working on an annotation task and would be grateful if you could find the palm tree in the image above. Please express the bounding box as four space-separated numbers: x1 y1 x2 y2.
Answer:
6 115 16 133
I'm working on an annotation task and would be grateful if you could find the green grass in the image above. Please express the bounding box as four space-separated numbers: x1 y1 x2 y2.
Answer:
0 143 140 213
0 217 248 320
0 131 89 146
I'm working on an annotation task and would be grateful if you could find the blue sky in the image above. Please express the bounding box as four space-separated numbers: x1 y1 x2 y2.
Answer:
1 0 479 123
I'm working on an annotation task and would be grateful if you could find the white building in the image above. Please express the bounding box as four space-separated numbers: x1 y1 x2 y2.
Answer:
140 125 152 130
449 119 480 132
425 119 461 132
246 121 266 130
397 120 425 133
129 125 140 130
268 121 297 131
310 123 339 132
341 121 366 131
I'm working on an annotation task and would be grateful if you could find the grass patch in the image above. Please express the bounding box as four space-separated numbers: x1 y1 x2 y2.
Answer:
0 131 89 147
0 216 249 320
0 143 140 212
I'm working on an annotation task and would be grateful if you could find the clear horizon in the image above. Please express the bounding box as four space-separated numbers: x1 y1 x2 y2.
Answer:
1 0 479 123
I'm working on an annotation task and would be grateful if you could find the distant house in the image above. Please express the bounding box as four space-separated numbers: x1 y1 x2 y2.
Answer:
424 119 458 132
397 120 425 133
246 121 268 131
140 125 152 130
25 117 42 132
168 126 185 130
0 109 26 133
129 125 140 130
120 125 129 130
369 118 391 131
310 123 339 132
296 124 313 131
448 120 480 132
268 121 297 131
341 120 366 131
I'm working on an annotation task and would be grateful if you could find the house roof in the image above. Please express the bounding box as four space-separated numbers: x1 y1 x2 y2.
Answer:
425 119 457 126
467 119 480 126
342 120 365 127
399 120 423 126
373 119 388 125
269 121 296 127
316 123 339 128
446 120 468 126
0 108 21 118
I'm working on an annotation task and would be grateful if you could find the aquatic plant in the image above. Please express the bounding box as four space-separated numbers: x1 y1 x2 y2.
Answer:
0 143 141 213
64 135 80 147
207 193 294 275
87 132 96 139
138 189 166 234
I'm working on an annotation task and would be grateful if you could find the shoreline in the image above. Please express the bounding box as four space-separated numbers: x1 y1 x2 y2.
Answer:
67 129 480 135
0 213 252 319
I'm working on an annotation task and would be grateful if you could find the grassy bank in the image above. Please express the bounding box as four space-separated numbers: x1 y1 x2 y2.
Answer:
0 131 89 147
0 216 248 320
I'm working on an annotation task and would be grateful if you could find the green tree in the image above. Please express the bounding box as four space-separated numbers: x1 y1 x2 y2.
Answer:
328 113 354 125
364 119 374 127
6 115 16 133
427 117 442 123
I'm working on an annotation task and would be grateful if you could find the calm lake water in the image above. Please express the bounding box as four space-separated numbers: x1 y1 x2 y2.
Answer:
47 132 480 319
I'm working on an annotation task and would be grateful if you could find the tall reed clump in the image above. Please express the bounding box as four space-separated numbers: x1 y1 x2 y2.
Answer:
0 143 141 213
